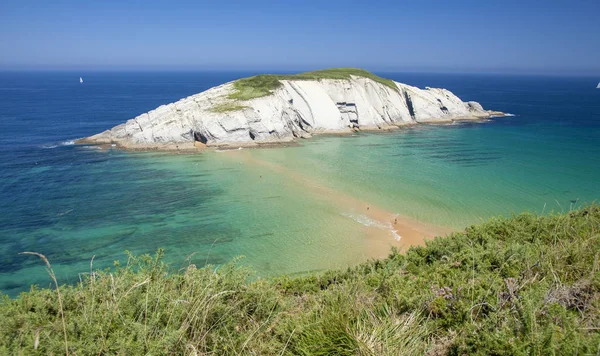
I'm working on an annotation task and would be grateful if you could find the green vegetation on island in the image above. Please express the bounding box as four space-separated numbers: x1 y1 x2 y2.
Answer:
212 68 398 112
1 207 599 355
208 102 250 113
229 68 399 101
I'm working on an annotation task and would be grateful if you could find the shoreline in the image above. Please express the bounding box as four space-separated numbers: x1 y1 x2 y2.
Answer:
76 113 507 153
71 114 514 258
73 112 511 258
221 149 452 259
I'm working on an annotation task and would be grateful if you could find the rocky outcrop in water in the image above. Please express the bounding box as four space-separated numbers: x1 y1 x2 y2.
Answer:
81 75 502 150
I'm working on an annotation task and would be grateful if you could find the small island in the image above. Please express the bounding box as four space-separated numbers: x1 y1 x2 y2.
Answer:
79 68 505 151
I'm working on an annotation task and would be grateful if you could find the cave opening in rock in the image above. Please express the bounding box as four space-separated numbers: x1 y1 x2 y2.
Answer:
193 131 208 144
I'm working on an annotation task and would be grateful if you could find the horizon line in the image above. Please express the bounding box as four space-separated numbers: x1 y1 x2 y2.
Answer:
0 67 598 78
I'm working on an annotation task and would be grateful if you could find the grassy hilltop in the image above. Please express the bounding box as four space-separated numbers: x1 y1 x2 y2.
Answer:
210 68 398 112
228 68 399 101
1 207 599 355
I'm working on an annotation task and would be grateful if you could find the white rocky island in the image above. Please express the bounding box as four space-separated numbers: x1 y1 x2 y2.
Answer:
80 69 504 150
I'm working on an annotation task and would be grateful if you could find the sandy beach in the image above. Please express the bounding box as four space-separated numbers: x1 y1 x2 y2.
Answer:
222 149 452 259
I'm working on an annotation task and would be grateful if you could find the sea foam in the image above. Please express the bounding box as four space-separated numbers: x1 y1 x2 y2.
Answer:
341 212 402 241
41 139 78 149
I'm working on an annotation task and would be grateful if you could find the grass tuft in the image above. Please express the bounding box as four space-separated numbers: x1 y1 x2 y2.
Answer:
1 206 600 354
209 102 249 113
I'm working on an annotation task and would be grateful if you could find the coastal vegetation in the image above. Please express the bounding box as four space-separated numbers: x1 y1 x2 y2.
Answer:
228 68 399 101
1 206 599 355
208 102 249 113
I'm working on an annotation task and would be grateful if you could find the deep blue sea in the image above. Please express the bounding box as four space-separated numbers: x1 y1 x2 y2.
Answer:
1 71 599 296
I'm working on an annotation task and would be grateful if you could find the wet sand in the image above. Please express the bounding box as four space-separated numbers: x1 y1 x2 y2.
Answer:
222 149 452 259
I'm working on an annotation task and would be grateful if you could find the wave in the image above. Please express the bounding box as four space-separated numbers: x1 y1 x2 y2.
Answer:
40 138 80 149
390 229 402 241
490 113 515 118
341 212 387 228
340 212 402 241
215 147 244 153
390 214 402 241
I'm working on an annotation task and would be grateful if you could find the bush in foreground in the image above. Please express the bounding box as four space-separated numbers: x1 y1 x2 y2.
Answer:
1 206 599 355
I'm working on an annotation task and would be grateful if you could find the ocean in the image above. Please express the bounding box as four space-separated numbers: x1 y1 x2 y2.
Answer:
1 71 599 296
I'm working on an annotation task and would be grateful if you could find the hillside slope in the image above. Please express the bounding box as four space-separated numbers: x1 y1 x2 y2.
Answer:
2 207 598 355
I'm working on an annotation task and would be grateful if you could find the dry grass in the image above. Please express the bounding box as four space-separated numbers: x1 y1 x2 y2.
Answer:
19 252 69 355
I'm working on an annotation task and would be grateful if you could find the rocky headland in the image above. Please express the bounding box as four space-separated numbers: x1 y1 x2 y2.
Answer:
79 68 505 151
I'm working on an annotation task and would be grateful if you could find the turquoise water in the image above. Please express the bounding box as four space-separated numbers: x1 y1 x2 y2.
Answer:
1 72 599 296
249 123 600 227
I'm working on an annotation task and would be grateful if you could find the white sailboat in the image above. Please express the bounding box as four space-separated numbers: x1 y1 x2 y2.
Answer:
597 82 600 89
80 77 83 83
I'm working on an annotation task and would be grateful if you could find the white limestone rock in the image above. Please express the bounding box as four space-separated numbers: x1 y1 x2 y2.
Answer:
82 75 498 150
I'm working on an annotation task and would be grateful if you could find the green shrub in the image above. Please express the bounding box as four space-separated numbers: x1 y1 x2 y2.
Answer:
1 206 599 354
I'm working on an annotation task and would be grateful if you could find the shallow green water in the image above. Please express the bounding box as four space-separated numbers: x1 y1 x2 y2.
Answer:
246 123 599 230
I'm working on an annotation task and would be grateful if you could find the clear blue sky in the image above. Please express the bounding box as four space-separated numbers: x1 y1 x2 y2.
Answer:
1 0 598 74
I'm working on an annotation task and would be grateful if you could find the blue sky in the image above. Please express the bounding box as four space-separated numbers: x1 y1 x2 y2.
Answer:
1 0 598 74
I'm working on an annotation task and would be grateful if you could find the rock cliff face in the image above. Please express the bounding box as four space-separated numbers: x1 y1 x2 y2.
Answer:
81 75 499 150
